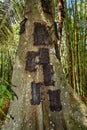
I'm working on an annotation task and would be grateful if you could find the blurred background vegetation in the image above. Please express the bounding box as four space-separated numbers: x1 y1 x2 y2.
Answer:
0 0 87 121
61 0 87 96
0 0 23 122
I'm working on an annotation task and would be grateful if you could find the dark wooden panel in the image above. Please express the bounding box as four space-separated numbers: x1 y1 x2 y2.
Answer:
39 48 50 64
34 22 52 45
41 0 52 14
48 89 62 111
43 64 55 86
30 82 42 105
25 51 39 72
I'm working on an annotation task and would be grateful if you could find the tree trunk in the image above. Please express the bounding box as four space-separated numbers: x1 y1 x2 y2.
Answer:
1 0 87 130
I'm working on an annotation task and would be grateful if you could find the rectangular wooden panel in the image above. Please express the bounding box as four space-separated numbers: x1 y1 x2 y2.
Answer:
25 51 39 72
48 89 62 112
34 22 52 45
30 82 42 105
43 64 55 86
39 48 50 64
41 0 52 14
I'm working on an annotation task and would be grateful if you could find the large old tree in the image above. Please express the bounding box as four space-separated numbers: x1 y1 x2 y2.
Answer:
2 0 87 130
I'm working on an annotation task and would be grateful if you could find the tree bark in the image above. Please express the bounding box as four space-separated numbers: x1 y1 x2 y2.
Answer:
1 0 87 130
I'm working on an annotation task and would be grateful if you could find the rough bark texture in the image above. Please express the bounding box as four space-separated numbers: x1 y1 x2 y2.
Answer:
1 0 87 130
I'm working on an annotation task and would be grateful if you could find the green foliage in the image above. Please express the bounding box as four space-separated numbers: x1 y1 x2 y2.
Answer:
10 0 24 22
0 82 12 118
0 0 23 123
0 1 12 45
0 0 21 121
0 46 13 83
0 0 22 113
62 0 87 96
0 84 12 101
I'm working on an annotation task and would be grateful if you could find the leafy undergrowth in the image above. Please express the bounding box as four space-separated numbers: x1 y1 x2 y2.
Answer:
0 84 12 122
0 99 10 121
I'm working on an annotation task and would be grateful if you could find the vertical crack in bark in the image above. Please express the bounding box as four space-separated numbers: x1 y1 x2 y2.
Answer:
54 41 61 60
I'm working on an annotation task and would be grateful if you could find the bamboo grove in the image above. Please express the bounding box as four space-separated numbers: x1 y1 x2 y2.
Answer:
61 0 87 96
